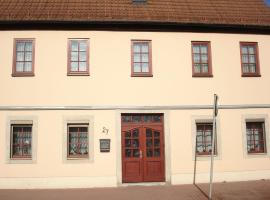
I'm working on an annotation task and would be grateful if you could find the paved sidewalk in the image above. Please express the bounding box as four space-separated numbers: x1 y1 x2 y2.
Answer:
0 180 269 200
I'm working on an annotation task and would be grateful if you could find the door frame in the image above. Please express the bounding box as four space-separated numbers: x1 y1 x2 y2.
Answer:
115 110 171 185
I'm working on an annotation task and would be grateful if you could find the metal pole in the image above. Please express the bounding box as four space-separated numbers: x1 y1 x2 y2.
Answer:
193 134 198 184
209 94 218 200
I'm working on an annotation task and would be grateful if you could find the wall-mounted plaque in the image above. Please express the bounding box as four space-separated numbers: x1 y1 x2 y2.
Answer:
99 139 110 152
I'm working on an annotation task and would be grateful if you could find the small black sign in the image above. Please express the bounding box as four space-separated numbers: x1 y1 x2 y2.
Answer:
100 139 110 152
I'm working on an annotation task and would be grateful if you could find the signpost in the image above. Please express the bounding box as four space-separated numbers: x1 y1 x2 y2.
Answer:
209 94 218 200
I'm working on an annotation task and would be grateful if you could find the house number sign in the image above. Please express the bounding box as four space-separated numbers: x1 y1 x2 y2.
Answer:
99 139 110 152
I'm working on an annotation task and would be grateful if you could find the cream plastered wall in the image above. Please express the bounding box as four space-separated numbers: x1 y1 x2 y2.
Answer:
0 31 269 106
0 110 117 188
0 31 270 188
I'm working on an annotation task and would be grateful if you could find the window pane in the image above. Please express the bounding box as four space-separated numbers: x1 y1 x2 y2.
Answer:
25 42 32 51
24 62 32 72
16 62 24 71
249 55 255 63
133 44 140 53
194 64 201 73
71 41 78 51
193 54 200 63
248 46 255 54
243 64 249 73
200 46 208 54
71 52 78 61
249 64 256 73
134 63 141 72
141 53 149 62
193 46 200 53
134 53 140 62
79 42 87 51
142 63 149 72
79 62 87 71
16 52 24 61
241 46 248 54
25 52 32 61
16 42 25 51
79 52 87 61
141 44 149 53
202 64 208 73
242 55 248 63
201 54 208 63
71 62 78 71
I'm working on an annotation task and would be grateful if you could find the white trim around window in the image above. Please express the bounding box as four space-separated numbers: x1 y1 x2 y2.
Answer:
191 115 222 161
62 115 94 163
6 116 38 164
241 114 270 158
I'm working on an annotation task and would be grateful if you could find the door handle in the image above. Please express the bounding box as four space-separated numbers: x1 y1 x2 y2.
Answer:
140 150 143 158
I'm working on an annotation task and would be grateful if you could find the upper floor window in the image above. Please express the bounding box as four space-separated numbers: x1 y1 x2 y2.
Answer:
131 40 152 77
68 39 89 75
191 41 212 77
240 42 260 77
246 121 266 154
12 39 35 77
11 124 32 159
196 123 216 155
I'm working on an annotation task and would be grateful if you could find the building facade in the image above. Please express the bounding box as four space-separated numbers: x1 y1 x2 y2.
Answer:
0 0 270 189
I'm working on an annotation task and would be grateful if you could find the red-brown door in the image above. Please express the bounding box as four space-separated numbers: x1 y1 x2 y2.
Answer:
121 114 165 183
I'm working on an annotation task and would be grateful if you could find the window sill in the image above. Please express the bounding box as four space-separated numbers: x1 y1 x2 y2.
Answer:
67 72 90 76
242 74 261 77
12 73 35 77
131 73 153 77
192 74 213 78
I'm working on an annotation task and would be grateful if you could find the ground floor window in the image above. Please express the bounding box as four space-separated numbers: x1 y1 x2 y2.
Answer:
11 124 32 159
67 124 89 158
196 123 216 155
246 121 266 154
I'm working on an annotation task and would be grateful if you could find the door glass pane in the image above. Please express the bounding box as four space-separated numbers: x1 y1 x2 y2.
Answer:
125 149 132 157
125 139 131 147
154 149 160 157
153 115 161 122
125 131 131 138
132 116 141 123
147 149 153 157
132 139 139 148
133 149 140 157
132 129 139 137
146 129 152 137
154 139 160 147
154 131 160 137
146 139 152 148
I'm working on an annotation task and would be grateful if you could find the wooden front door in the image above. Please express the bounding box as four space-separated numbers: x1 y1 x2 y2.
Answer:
121 114 165 183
